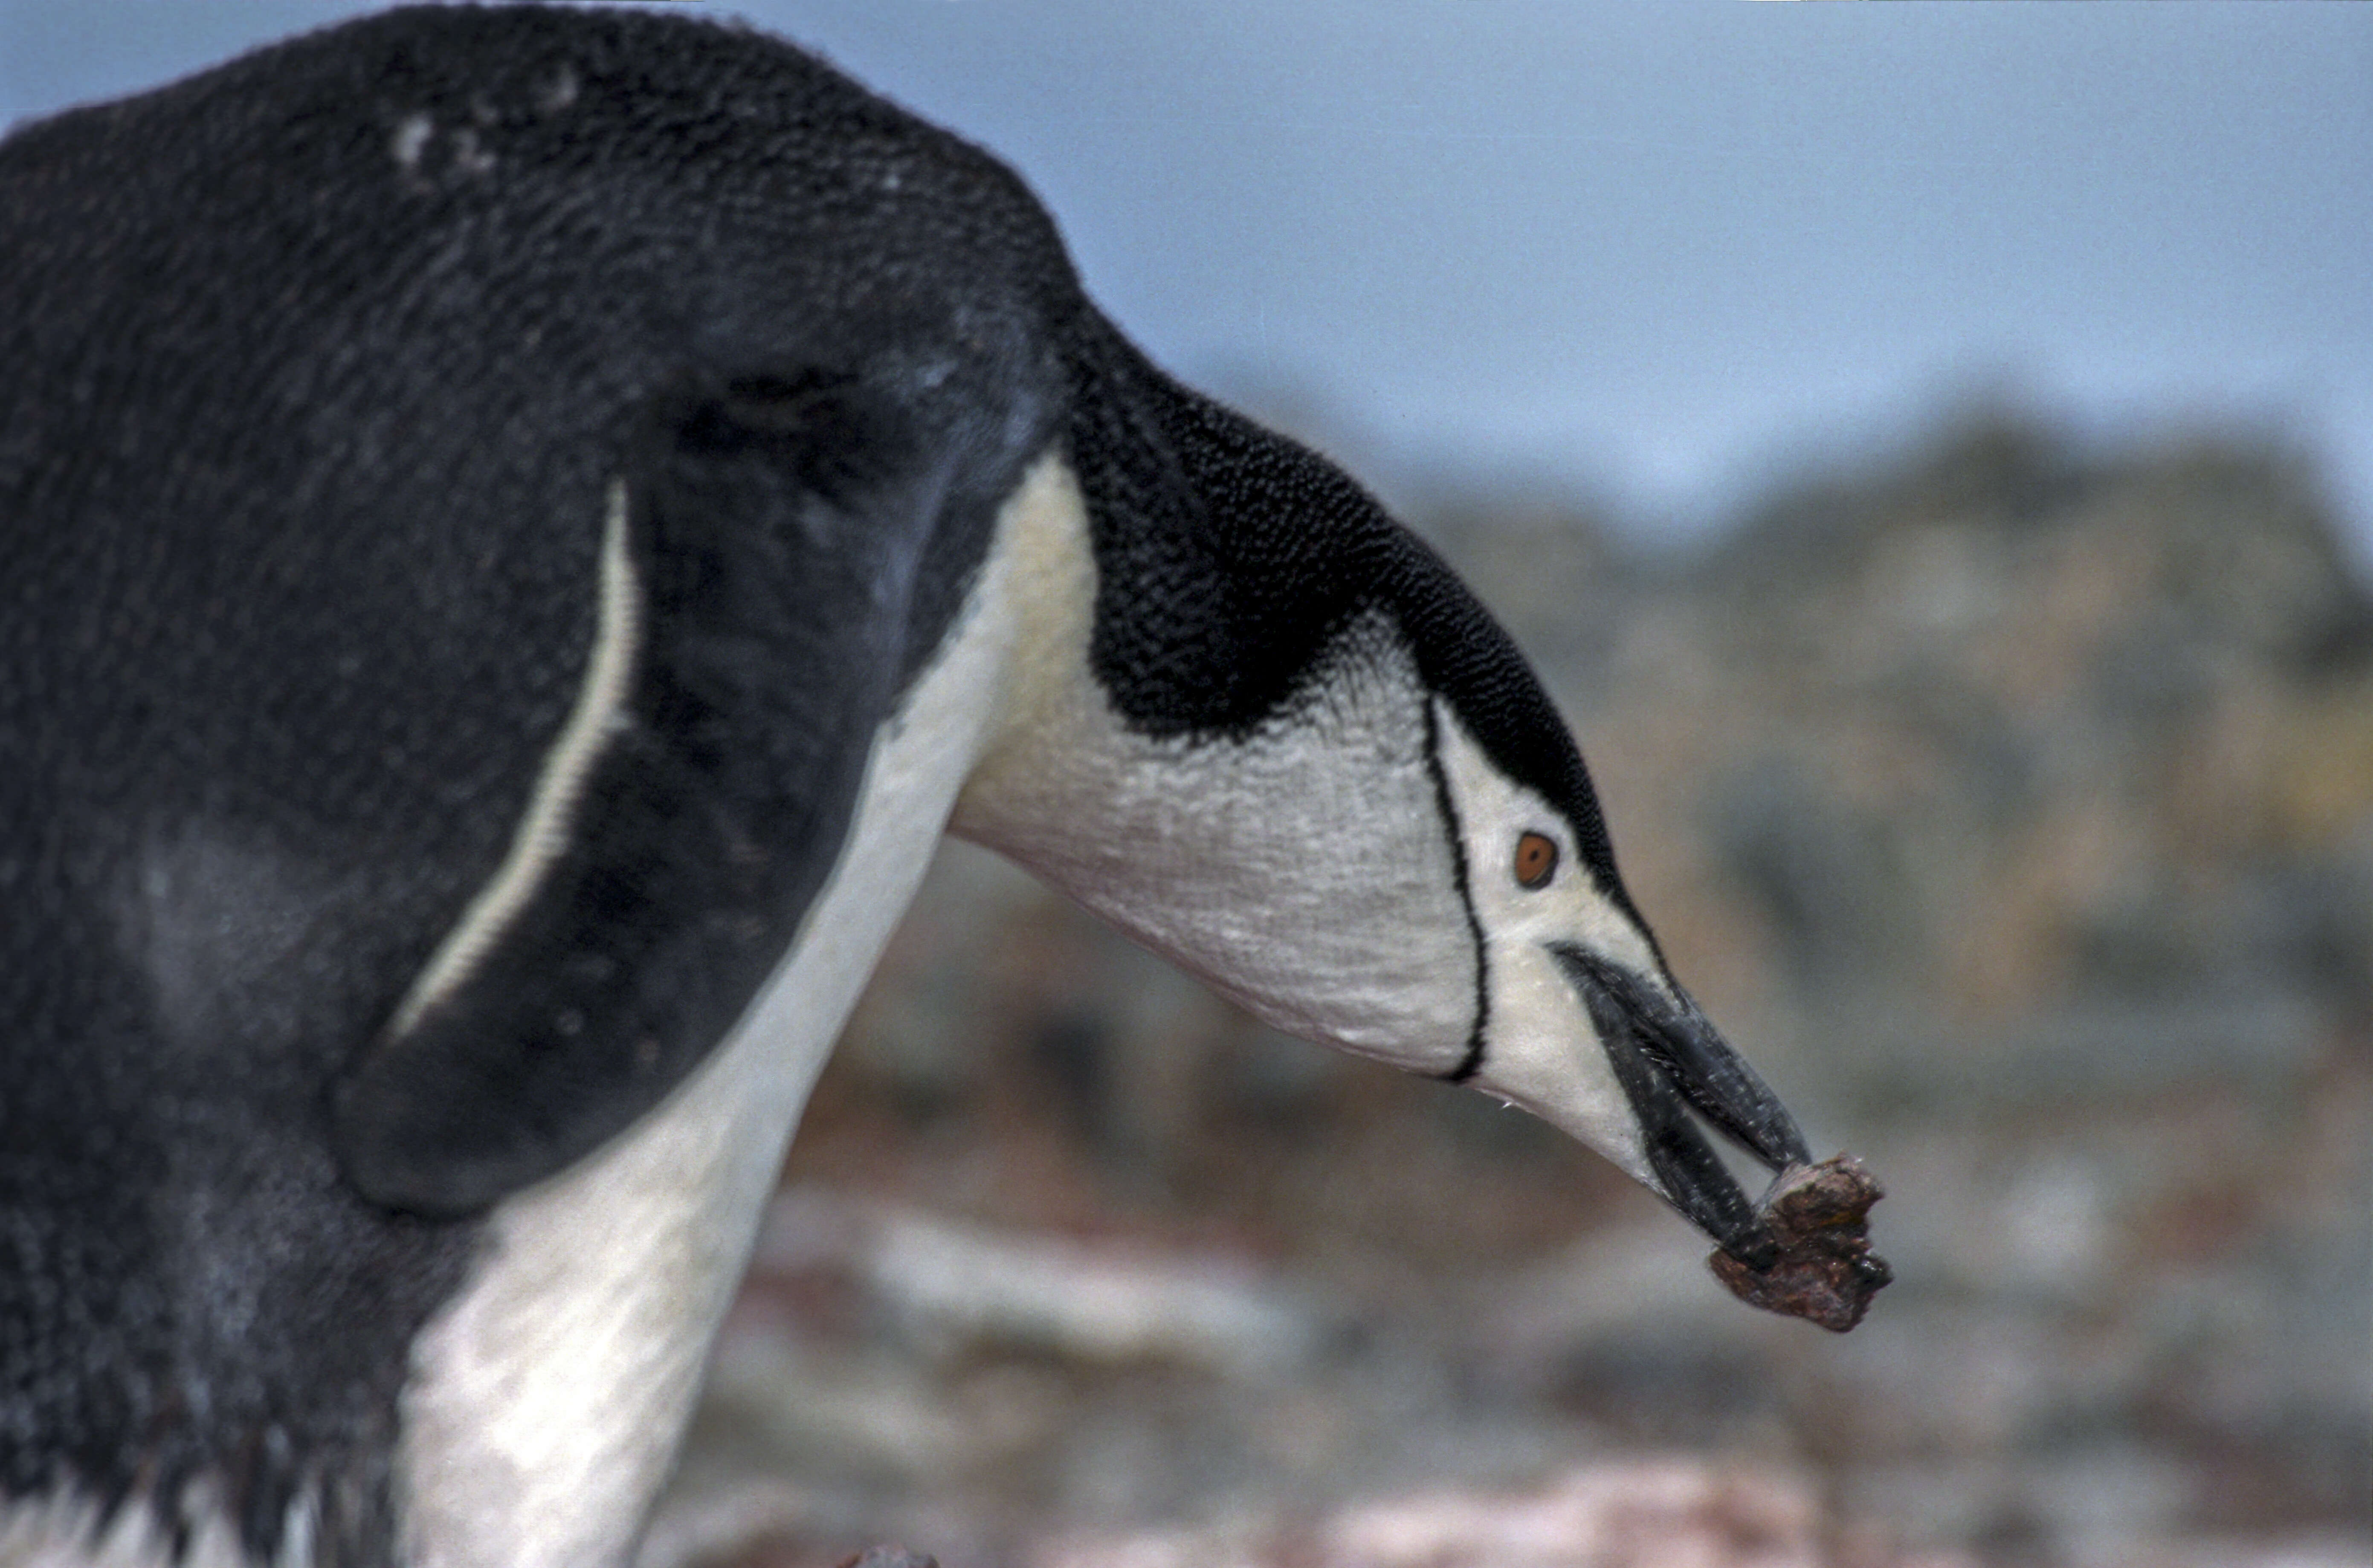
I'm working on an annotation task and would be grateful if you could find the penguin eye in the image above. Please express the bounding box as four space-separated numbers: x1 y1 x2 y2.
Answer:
1514 831 1558 889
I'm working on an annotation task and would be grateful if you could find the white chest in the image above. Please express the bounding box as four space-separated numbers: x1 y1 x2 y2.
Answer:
390 456 1079 1568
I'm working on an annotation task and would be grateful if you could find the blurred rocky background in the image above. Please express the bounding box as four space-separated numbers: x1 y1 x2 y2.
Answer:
643 409 2372 1568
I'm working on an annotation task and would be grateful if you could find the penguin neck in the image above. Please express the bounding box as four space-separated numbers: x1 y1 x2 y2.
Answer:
948 455 1478 1070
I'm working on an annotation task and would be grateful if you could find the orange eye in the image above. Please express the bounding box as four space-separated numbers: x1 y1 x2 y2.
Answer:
1514 831 1558 889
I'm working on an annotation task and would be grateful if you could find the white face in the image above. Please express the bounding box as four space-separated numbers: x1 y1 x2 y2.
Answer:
1426 701 1665 1189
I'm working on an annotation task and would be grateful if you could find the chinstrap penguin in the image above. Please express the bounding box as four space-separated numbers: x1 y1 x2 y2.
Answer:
0 8 1843 1566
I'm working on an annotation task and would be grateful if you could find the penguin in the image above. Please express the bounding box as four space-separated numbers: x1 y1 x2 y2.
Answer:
0 8 1817 1567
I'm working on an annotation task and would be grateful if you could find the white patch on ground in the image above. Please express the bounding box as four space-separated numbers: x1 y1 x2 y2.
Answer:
754 1190 1316 1377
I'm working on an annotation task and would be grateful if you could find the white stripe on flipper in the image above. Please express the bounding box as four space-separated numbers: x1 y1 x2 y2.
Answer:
391 480 643 1036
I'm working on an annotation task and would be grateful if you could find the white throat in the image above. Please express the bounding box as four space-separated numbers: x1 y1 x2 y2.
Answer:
949 471 1477 1072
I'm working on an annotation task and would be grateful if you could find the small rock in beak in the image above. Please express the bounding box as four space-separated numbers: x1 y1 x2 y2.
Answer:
1707 1154 1893 1332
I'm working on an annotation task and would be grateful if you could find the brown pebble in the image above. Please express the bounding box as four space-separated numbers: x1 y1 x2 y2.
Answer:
1707 1154 1893 1332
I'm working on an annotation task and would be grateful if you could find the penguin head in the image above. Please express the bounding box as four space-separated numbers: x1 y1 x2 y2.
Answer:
954 352 1811 1261
1421 692 1812 1263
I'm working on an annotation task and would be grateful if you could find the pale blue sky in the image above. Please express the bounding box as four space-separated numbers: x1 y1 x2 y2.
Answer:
7 2 2370 565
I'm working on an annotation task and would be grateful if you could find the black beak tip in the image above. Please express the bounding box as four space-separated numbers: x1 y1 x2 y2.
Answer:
1549 943 1814 1248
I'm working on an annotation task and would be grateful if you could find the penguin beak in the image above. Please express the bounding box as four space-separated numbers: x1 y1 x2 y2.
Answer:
1550 944 1812 1268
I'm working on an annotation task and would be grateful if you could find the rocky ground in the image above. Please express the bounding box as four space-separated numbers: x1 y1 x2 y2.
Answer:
640 414 2372 1568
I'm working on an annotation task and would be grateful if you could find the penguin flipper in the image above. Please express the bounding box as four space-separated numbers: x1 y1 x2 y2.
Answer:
333 371 940 1218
